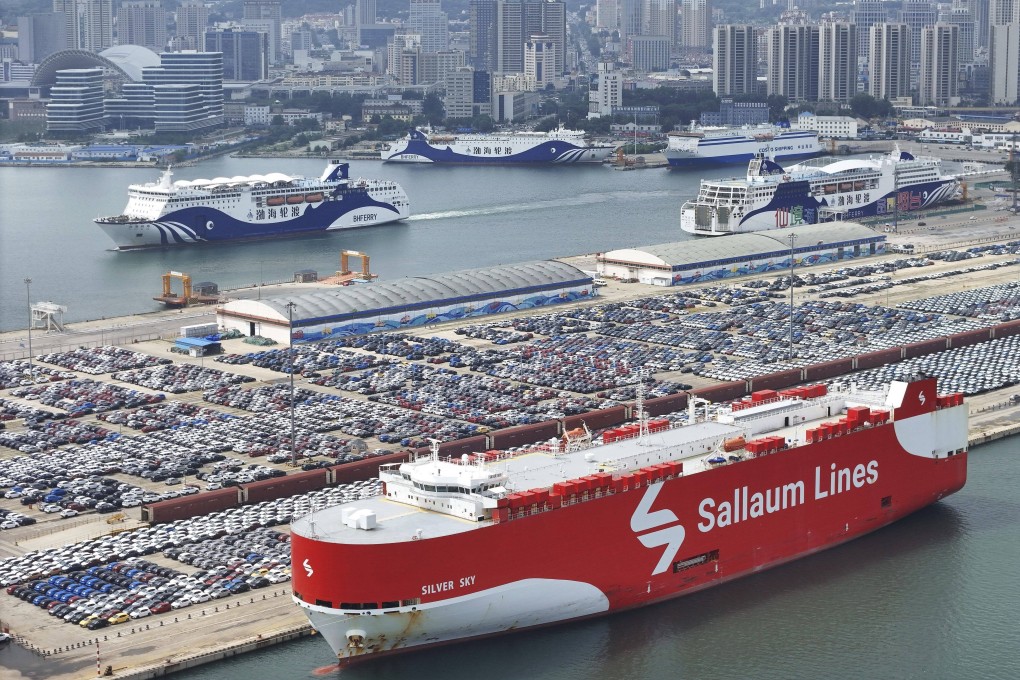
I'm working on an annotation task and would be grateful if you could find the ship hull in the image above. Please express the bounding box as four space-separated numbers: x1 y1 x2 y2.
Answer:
383 134 615 165
291 393 967 662
666 131 823 169
95 195 408 249
681 178 960 236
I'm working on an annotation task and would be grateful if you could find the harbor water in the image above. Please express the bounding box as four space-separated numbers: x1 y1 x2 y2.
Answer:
0 158 704 332
160 438 1019 680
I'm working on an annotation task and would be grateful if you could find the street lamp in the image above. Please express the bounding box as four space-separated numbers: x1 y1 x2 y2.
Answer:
787 234 797 363
24 278 32 367
286 301 298 467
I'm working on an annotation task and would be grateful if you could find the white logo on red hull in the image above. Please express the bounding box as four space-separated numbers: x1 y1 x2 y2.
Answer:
631 482 686 576
303 558 314 577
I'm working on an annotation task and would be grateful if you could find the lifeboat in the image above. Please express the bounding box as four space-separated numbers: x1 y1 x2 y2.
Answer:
266 196 285 206
305 193 324 203
287 194 305 204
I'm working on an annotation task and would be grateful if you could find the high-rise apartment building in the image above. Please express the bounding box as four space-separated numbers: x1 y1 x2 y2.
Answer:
900 0 937 66
946 6 975 63
175 1 210 51
117 1 167 52
588 59 621 117
51 0 78 50
989 22 1019 103
242 0 281 65
409 0 449 53
46 67 105 132
642 0 675 40
679 0 710 49
819 22 858 103
869 22 911 99
420 49 465 84
989 0 1020 24
443 66 491 118
851 0 888 60
766 24 820 101
205 28 268 81
919 22 959 105
72 0 114 52
713 24 756 96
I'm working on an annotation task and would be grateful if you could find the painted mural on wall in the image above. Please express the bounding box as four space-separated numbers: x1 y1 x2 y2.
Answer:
669 244 885 286
290 288 592 343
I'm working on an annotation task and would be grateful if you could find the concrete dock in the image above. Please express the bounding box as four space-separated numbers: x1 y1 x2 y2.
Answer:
2 211 1020 679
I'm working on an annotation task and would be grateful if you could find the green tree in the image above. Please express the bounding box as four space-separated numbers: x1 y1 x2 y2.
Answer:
271 114 284 126
422 93 445 124
472 114 495 132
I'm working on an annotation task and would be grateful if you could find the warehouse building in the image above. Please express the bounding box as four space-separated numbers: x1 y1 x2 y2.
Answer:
217 260 594 344
596 222 886 286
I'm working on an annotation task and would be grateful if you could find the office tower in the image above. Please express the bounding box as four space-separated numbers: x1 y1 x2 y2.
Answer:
819 22 858 103
356 0 377 45
205 28 268 81
629 35 670 70
143 51 223 131
17 14 67 62
243 0 281 65
469 0 497 69
919 23 959 105
596 0 620 31
852 0 888 60
713 24 756 95
680 0 710 49
420 49 465 83
409 0 449 53
969 0 989 49
525 34 558 85
104 81 155 128
46 68 105 132
989 0 1020 23
989 23 1019 103
619 0 642 39
444 66 491 118
117 1 167 52
291 28 314 53
176 1 210 50
869 22 910 99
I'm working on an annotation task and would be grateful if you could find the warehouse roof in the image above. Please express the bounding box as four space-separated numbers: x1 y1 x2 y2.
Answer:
219 260 591 324
601 222 882 268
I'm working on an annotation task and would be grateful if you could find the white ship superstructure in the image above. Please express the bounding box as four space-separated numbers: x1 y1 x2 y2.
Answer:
665 123 823 168
679 148 960 236
95 161 409 248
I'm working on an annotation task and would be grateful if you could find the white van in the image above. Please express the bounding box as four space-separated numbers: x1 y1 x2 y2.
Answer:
593 278 608 287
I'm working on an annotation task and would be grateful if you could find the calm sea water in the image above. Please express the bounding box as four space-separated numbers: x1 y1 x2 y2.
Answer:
0 159 706 332
171 438 1019 680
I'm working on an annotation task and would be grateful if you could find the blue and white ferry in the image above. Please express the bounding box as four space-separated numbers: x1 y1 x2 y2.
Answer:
382 127 615 164
665 123 823 169
95 160 409 249
680 148 961 236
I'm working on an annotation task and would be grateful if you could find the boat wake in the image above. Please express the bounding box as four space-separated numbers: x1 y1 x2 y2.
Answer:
408 190 675 222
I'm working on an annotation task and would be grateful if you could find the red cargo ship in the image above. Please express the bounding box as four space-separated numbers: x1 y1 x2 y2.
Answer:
290 376 968 663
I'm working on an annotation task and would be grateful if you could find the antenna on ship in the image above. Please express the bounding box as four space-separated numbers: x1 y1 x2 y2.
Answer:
428 438 441 464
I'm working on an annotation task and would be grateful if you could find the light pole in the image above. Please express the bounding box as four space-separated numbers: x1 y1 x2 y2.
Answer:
24 278 32 367
286 301 298 467
787 234 797 363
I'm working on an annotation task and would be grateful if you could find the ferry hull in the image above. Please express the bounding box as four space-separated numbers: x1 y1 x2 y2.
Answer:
95 197 408 249
681 178 960 236
667 149 824 169
291 387 967 662
383 130 615 165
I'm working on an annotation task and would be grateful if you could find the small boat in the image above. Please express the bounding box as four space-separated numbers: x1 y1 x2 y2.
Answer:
266 196 285 206
287 194 305 205
305 193 324 203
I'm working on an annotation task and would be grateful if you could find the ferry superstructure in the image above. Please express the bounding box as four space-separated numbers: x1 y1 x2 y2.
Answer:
679 149 960 236
291 376 967 664
95 160 409 249
666 123 823 169
381 127 616 164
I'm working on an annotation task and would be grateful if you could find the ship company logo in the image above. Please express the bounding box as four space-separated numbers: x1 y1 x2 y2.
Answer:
303 559 314 577
918 391 926 405
631 483 685 576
